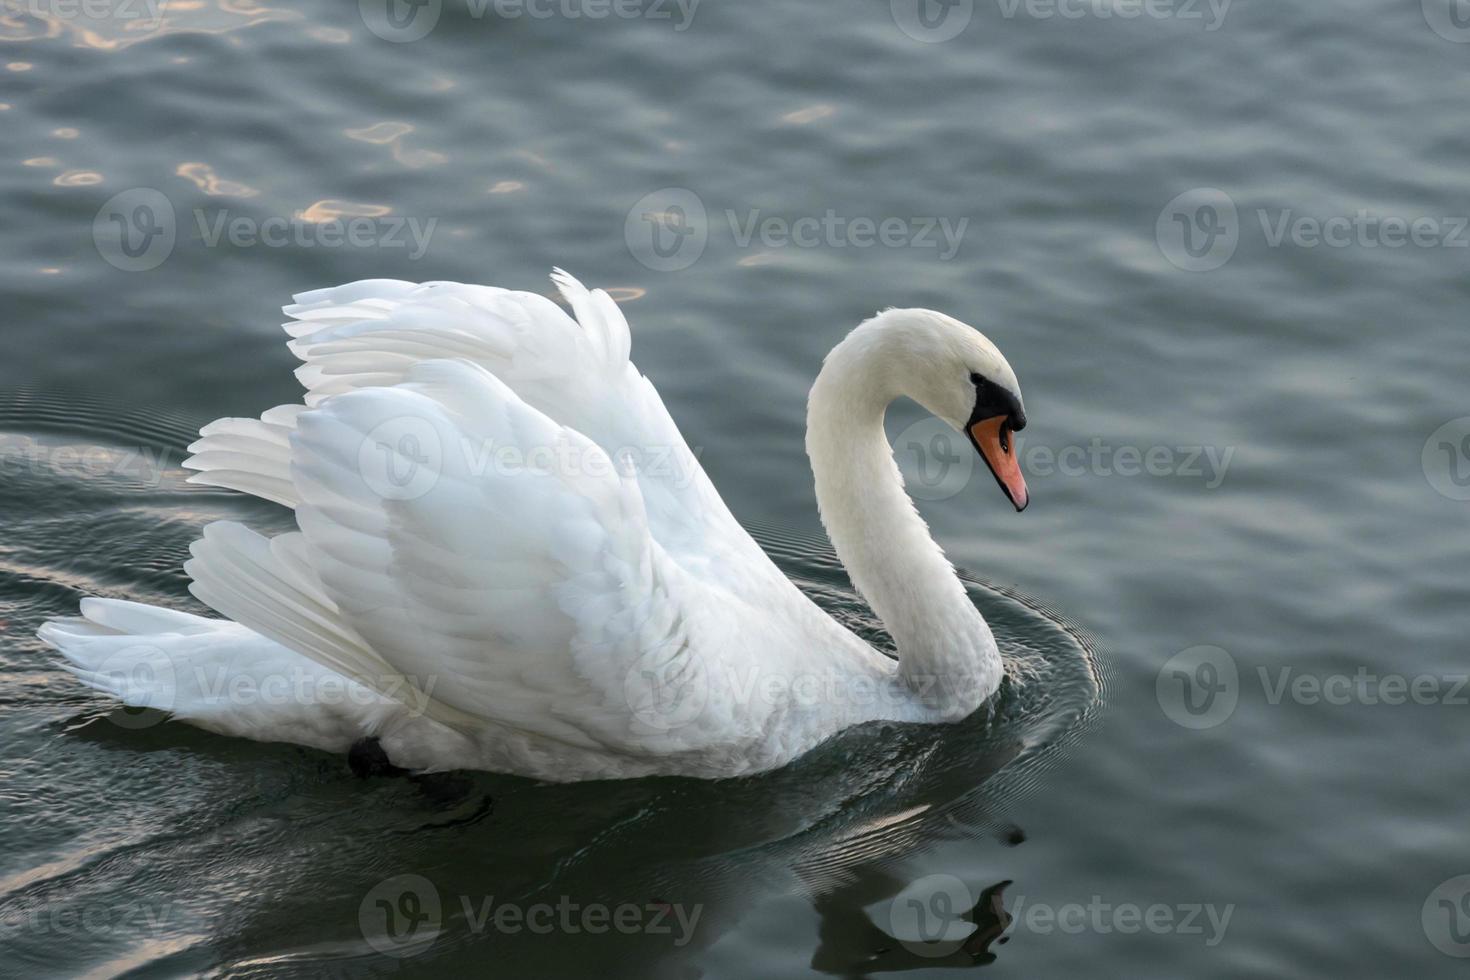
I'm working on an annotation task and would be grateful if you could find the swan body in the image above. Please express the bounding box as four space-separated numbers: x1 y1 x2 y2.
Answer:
39 271 1029 781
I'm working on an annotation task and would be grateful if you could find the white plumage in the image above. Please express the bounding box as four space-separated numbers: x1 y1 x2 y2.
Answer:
40 271 1028 781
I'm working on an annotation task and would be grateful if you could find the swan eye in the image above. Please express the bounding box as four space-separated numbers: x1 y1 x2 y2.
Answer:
969 371 984 385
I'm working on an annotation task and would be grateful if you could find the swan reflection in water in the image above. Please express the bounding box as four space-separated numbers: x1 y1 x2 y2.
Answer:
810 878 1014 972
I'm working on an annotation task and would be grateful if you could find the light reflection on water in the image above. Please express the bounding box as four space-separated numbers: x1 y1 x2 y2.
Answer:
0 0 298 51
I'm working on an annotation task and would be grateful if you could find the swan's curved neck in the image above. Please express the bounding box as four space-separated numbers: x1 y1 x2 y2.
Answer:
805 319 1001 716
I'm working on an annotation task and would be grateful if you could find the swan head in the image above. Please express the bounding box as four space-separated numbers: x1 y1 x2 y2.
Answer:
853 308 1029 512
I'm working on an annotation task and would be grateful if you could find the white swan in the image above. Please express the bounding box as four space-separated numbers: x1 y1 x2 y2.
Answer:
38 270 1029 781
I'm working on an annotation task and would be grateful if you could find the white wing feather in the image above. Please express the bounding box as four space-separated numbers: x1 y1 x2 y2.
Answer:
268 357 774 755
184 272 744 567
183 404 304 507
162 271 854 767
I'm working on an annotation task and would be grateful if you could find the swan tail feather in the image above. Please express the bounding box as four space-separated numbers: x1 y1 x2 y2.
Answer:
39 600 215 712
183 522 481 733
38 598 416 753
39 599 217 697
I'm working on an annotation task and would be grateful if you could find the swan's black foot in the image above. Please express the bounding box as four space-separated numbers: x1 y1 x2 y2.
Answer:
348 736 408 778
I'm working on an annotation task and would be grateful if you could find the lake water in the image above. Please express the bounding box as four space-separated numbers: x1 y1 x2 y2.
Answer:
2 0 1469 975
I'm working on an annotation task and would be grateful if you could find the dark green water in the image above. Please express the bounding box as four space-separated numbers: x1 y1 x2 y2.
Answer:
3 0 1469 976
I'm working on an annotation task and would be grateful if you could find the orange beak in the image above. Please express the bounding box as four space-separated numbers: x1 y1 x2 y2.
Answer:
969 415 1028 512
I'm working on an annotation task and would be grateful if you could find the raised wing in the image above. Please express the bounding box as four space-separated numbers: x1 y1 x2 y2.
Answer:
184 358 782 761
185 271 741 568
